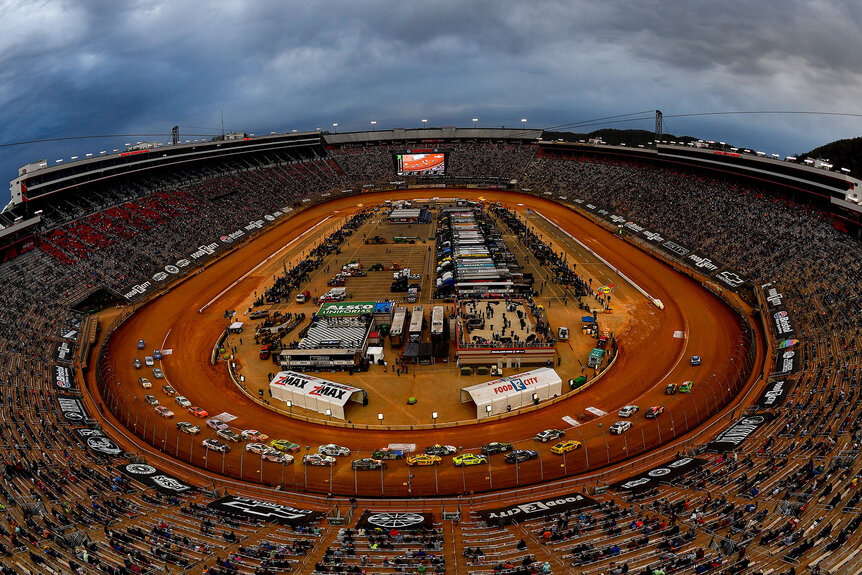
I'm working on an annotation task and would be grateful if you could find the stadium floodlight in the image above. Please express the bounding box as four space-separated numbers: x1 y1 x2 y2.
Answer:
421 119 428 128
371 120 377 131
332 123 338 133
485 405 492 416
292 129 298 133
521 118 527 128
432 411 438 424
377 413 384 424
100 151 107 154
325 408 332 421
55 159 63 163
472 118 478 128
33 210 43 215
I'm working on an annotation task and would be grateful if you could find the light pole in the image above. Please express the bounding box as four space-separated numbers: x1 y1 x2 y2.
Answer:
485 405 492 418
472 118 478 129
575 427 589 470
332 123 338 133
459 446 466 493
421 119 428 129
325 408 332 422
598 424 610 463
378 413 384 426
371 121 377 131
432 411 438 426
286 400 292 414
304 446 311 490
521 118 527 130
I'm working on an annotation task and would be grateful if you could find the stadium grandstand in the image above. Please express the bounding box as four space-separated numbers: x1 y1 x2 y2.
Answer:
0 126 859 574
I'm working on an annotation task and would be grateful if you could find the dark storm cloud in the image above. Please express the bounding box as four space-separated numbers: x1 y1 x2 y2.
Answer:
1 0 861 198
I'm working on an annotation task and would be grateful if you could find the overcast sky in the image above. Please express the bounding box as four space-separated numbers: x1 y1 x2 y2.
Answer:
2 0 861 201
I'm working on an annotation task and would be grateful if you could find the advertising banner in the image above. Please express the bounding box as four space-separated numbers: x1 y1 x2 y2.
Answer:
75 428 123 458
206 496 323 526
477 493 596 525
57 396 88 423
658 239 691 259
610 457 706 492
118 463 196 496
682 251 722 275
357 511 435 531
705 415 772 452
771 309 796 339
54 365 75 390
53 341 76 364
773 349 799 375
317 302 378 317
755 380 792 410
761 283 785 310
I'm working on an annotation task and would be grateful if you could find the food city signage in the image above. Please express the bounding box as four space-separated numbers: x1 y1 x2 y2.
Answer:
755 380 791 409
118 463 196 495
610 457 706 492
207 496 322 526
706 415 770 452
478 493 596 524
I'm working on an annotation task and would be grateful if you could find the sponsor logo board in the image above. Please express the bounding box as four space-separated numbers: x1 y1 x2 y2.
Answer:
478 493 596 524
118 463 196 495
705 415 770 452
610 457 706 492
206 496 322 526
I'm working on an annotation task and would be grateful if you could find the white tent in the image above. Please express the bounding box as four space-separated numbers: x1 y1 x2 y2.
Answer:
366 346 384 363
269 371 365 420
460 367 562 418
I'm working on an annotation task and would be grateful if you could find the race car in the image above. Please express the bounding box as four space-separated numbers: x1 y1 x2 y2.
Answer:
137 339 145 350
302 453 336 466
263 450 293 464
145 356 154 367
202 439 230 453
246 443 272 455
270 439 301 453
505 450 538 464
153 350 163 360
690 355 702 366
206 418 229 431
318 444 350 457
138 377 152 389
154 406 174 418
175 396 192 408
407 454 442 466
535 429 565 442
217 429 242 443
161 385 176 396
424 444 457 456
481 442 513 455
453 453 488 467
241 429 269 442
371 448 406 460
352 458 386 471
618 405 639 417
144 395 159 406
610 420 632 435
152 368 164 379
665 383 678 395
645 406 664 419
188 406 208 418
550 440 582 454
176 421 200 435
133 358 142 369
679 380 694 393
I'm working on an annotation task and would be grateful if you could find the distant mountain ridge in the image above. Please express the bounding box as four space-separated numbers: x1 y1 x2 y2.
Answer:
803 137 862 177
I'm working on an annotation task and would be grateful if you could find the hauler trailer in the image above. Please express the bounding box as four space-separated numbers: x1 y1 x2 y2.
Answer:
389 307 407 346
587 348 605 369
431 306 445 340
409 305 425 343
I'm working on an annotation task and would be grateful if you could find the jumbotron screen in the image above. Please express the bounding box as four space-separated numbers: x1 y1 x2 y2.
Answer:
395 152 446 176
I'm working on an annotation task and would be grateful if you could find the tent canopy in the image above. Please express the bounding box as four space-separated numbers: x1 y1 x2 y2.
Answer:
460 367 562 418
269 371 365 420
228 321 244 330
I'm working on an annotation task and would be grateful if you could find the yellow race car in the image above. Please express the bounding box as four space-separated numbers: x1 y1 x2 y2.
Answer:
407 454 442 466
550 440 582 454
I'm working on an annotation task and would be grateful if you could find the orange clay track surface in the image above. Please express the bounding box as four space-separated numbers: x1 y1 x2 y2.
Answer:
90 190 760 498
401 153 445 171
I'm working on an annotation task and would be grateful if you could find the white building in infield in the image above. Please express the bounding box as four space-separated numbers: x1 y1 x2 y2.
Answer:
460 367 562 418
269 371 367 420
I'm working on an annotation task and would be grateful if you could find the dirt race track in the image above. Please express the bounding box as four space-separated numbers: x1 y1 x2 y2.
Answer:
86 190 763 497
